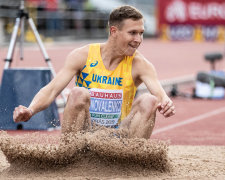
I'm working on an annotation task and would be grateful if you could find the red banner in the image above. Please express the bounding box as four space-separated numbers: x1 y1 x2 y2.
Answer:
158 0 225 25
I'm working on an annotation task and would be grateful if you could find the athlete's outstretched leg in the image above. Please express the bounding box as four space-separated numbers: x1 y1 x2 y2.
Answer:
119 93 158 139
61 87 91 135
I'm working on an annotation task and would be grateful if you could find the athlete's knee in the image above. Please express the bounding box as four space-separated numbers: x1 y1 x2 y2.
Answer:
67 87 90 108
136 93 158 114
137 93 157 108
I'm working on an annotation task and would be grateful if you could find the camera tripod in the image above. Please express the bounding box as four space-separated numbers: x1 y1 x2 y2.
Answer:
4 0 66 104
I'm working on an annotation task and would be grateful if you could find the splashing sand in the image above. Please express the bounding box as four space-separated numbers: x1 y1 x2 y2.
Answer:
1 129 225 179
0 127 170 178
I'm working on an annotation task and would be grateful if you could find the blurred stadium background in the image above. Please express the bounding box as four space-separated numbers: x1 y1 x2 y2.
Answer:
0 0 225 45
1 0 225 44
0 0 156 44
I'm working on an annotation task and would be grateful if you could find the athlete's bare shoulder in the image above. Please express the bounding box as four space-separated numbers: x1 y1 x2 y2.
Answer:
132 50 157 86
67 44 89 61
133 51 154 72
133 51 151 64
64 44 90 72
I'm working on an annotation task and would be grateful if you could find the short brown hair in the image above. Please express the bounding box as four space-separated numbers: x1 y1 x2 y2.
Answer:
109 5 143 29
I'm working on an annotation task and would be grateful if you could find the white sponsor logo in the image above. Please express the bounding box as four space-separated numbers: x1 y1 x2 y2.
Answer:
165 0 225 22
166 0 187 22
189 2 225 20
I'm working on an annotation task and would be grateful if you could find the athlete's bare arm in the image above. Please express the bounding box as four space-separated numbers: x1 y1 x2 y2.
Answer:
132 51 175 118
13 45 89 123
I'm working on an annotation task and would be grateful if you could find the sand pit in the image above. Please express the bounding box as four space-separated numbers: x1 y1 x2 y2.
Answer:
0 129 225 179
0 128 170 178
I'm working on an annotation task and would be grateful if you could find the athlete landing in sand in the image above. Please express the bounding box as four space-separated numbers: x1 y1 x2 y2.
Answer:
13 5 175 139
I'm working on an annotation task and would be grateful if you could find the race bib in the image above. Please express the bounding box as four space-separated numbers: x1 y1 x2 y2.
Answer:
89 88 123 126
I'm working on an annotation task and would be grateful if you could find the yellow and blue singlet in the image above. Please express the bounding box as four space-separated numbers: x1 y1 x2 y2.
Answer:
75 43 137 127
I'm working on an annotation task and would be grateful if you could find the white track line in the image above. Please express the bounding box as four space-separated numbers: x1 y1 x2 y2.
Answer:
152 106 225 135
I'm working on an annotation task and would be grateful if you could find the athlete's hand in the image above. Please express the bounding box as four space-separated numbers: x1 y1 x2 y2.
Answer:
13 105 33 123
157 99 175 118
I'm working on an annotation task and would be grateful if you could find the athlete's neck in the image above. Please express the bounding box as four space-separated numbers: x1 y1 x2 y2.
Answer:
100 41 125 71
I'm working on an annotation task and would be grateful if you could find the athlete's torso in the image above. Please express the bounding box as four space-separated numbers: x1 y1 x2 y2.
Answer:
75 43 137 127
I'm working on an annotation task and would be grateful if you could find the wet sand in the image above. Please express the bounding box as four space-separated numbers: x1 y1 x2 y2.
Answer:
0 130 225 179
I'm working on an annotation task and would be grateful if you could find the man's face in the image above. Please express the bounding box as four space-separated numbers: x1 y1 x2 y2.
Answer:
112 18 145 56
